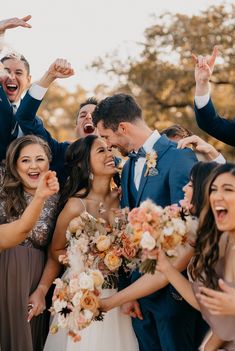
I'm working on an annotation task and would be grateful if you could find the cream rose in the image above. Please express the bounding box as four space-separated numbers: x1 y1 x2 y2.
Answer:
140 231 156 251
90 269 104 288
96 235 111 252
79 272 94 290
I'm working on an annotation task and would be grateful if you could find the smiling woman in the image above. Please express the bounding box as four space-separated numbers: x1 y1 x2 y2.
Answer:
0 135 60 351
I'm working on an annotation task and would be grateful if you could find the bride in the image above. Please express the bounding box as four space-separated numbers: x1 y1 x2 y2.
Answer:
44 135 138 351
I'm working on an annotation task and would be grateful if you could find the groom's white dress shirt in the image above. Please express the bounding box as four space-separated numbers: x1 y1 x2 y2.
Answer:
134 130 161 190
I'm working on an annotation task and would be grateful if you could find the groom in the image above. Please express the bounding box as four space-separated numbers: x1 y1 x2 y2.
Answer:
93 94 198 351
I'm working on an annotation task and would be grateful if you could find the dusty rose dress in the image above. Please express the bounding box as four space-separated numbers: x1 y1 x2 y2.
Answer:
191 242 235 351
0 190 59 351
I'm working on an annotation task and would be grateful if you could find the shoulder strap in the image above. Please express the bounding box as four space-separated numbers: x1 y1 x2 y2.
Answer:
77 197 87 212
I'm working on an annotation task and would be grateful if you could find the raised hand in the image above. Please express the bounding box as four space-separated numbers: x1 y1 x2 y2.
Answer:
192 46 218 95
0 15 32 34
47 58 74 79
197 279 235 315
35 171 59 200
177 135 220 161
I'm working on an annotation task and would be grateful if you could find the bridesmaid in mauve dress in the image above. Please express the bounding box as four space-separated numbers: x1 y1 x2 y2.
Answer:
0 136 60 351
155 163 235 350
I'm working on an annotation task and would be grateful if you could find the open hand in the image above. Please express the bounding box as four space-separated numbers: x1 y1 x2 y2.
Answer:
197 279 235 315
0 15 32 34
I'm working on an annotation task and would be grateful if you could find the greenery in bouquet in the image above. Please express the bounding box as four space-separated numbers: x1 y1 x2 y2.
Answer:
127 199 198 274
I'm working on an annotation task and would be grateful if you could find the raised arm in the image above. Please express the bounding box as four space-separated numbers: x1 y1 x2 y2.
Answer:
0 170 59 249
0 15 31 35
100 244 196 311
177 134 226 163
193 46 235 146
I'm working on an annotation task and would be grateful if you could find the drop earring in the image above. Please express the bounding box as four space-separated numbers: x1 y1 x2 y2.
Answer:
89 172 94 180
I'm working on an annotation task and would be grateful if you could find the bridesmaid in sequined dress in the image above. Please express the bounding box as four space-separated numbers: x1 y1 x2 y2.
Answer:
0 136 60 351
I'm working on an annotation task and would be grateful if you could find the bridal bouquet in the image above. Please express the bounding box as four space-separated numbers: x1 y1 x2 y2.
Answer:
50 269 104 342
127 199 198 273
59 211 138 288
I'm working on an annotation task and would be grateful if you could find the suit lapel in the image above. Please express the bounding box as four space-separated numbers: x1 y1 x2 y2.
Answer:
135 134 173 206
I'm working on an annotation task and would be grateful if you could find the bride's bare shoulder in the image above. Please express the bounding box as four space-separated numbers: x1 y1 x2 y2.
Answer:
62 196 87 217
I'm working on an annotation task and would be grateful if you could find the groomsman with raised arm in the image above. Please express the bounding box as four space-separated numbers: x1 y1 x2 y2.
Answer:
193 46 235 147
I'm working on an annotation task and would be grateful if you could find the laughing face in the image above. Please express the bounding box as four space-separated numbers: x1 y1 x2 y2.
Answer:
89 138 116 177
1 58 31 103
75 104 97 138
16 143 50 194
210 172 235 234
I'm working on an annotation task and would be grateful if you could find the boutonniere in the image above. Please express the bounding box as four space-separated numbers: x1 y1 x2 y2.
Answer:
144 151 158 176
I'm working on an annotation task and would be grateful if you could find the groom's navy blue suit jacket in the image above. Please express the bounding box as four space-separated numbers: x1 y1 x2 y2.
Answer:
195 98 235 147
120 135 199 351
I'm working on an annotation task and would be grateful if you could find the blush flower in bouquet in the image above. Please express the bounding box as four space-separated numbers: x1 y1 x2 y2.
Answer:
50 269 104 342
60 210 139 287
127 199 198 273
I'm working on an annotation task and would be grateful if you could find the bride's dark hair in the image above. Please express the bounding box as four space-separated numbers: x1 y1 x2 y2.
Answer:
59 135 98 207
189 163 235 288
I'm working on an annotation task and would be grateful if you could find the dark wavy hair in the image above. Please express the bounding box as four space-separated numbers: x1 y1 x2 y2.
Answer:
1 135 51 217
92 94 142 131
190 161 218 217
189 163 235 288
59 135 98 207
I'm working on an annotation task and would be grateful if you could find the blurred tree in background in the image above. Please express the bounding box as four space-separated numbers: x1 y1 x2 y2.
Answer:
91 3 235 159
39 3 235 159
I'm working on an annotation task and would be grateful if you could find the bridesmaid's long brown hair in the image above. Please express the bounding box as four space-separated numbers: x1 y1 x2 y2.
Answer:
189 163 235 289
0 135 51 217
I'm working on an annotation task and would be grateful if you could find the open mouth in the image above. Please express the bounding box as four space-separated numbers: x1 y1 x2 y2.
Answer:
28 172 40 180
83 123 95 134
6 83 18 92
215 206 228 221
105 160 115 167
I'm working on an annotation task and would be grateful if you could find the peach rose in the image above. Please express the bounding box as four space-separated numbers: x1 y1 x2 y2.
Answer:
80 290 99 314
104 251 122 271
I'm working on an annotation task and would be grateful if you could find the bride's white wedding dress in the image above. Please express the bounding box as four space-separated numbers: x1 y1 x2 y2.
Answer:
44 202 138 351
44 288 138 351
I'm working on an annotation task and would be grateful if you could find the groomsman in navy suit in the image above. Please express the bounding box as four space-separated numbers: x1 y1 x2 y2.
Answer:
0 16 45 159
193 46 235 147
93 94 201 351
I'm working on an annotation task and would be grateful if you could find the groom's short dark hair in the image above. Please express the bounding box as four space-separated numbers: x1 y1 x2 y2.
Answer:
92 93 142 131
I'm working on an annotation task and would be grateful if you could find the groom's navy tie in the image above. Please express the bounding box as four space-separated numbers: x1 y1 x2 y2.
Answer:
128 147 146 208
